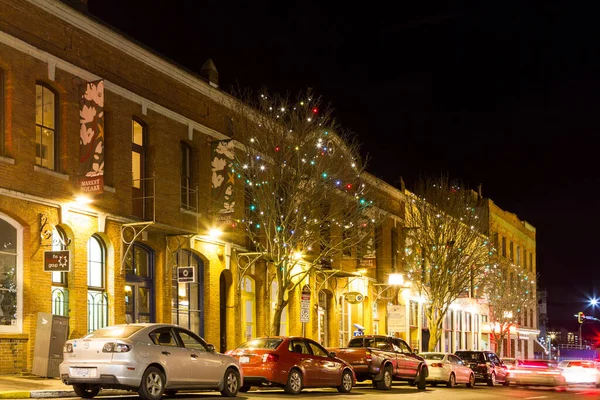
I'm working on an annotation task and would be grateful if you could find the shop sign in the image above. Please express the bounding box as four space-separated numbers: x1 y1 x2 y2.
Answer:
178 266 195 283
44 250 71 272
344 291 364 304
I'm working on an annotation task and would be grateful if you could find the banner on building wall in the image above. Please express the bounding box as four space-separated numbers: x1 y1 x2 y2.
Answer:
387 304 406 333
211 139 235 226
78 79 104 194
358 227 376 269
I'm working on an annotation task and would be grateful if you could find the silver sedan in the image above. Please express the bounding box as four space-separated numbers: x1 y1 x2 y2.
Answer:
59 323 242 399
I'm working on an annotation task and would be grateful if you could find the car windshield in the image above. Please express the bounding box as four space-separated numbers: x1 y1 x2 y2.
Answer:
422 353 445 360
237 338 283 350
456 352 485 362
83 325 144 339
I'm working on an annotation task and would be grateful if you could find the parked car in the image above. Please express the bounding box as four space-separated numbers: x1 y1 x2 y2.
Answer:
327 335 428 390
60 324 242 399
558 359 600 387
501 358 524 370
420 352 475 388
226 336 355 394
454 350 509 386
508 359 566 390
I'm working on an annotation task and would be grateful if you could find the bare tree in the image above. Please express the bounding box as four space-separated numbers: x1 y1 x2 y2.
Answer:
483 256 536 357
229 89 381 335
403 176 491 351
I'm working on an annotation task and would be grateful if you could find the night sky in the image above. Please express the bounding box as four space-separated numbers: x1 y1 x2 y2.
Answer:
86 1 600 329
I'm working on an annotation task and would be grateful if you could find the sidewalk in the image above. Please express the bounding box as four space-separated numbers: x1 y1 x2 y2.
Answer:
0 374 129 399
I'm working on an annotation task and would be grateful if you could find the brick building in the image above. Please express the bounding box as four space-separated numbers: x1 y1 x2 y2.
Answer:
0 0 538 375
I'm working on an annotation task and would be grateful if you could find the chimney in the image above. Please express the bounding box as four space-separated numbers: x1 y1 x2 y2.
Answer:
200 59 219 88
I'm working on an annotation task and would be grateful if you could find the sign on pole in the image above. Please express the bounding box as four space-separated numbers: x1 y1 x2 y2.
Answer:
177 266 195 283
387 304 406 333
301 285 311 323
44 250 71 272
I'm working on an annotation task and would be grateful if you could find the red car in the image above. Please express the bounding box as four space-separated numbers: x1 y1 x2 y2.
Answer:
226 336 355 394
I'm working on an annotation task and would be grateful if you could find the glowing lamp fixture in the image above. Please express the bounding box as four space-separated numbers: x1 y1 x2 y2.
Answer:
75 195 93 205
208 228 223 239
293 251 304 260
388 273 404 286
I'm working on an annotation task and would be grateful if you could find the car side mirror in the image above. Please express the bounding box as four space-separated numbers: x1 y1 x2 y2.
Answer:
207 344 216 353
329 351 337 358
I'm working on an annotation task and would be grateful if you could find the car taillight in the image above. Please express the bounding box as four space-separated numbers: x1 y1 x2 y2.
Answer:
102 342 131 353
262 353 279 362
64 343 73 353
430 363 443 368
365 350 372 363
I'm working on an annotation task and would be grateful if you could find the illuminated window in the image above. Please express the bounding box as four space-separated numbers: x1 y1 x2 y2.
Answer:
242 277 256 341
0 214 22 332
35 83 57 170
171 250 204 336
87 235 107 333
132 119 146 218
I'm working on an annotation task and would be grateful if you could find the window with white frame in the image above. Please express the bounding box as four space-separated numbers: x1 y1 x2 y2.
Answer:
242 277 256 341
0 214 22 332
35 83 57 170
87 235 108 333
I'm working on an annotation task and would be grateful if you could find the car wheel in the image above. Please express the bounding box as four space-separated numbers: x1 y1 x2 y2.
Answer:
239 385 251 393
337 370 353 393
284 369 303 394
417 367 427 391
138 366 166 400
466 373 475 388
376 365 393 390
486 372 496 387
502 377 510 386
446 373 456 388
220 367 240 397
73 384 100 399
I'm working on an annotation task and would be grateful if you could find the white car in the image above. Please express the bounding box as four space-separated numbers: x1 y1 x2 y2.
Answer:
558 359 600 387
420 352 475 387
59 323 242 399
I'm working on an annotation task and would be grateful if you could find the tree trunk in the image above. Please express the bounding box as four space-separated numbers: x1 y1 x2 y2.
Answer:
428 319 443 352
271 303 283 336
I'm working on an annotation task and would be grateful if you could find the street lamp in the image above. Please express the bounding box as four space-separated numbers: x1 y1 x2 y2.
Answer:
580 298 599 346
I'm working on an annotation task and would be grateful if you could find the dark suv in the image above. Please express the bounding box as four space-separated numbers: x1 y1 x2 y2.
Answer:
455 350 509 386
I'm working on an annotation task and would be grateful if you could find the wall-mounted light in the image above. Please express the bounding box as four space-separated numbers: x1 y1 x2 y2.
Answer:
388 273 404 286
208 228 223 239
74 195 93 205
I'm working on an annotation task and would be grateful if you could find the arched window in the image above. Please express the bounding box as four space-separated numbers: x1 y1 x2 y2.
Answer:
51 227 68 317
35 83 58 170
0 214 22 332
242 277 256 341
172 250 204 336
87 235 108 333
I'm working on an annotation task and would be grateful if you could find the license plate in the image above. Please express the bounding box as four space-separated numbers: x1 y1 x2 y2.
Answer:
239 356 249 364
72 368 96 378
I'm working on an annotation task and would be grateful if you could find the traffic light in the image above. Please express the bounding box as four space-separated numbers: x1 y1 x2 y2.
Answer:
578 311 585 323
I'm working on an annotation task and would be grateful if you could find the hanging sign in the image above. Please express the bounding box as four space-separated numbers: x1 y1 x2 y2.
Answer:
345 291 364 304
177 266 195 283
44 250 71 272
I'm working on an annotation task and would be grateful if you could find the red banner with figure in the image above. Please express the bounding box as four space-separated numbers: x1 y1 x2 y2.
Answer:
78 80 104 194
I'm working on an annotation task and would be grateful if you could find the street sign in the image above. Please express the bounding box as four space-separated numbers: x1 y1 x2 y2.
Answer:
177 266 195 283
387 304 406 333
301 285 310 323
44 250 71 272
344 291 364 304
